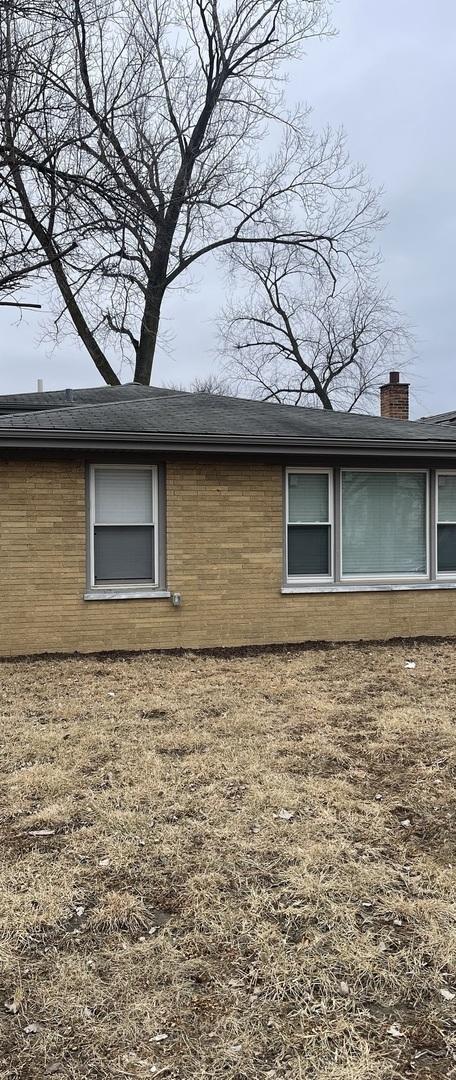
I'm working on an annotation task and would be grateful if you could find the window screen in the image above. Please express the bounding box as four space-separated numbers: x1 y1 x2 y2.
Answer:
437 474 456 573
287 472 331 578
92 468 156 585
342 471 427 577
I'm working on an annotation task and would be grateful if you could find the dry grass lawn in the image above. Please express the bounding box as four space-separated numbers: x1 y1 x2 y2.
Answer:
0 640 455 1079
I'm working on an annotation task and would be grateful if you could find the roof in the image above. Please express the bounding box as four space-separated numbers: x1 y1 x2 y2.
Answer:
419 410 456 424
0 382 173 413
1 383 456 457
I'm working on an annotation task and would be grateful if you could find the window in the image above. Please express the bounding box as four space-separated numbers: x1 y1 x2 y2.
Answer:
341 471 428 579
89 466 158 588
437 472 456 574
284 467 437 590
286 470 333 580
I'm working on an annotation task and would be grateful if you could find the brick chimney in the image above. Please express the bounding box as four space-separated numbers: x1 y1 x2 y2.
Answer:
380 371 409 420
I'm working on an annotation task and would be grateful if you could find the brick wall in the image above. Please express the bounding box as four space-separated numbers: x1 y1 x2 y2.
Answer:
0 456 455 657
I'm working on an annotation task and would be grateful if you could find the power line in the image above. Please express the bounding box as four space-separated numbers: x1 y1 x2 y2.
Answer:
0 301 42 309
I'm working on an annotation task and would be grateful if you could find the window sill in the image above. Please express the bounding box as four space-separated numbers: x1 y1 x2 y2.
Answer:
84 588 171 601
282 582 456 594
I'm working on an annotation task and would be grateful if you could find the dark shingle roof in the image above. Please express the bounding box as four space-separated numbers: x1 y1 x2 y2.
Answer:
419 410 456 424
0 382 174 413
0 385 455 454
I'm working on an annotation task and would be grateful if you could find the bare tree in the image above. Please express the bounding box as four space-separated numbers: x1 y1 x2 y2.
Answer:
0 237 72 307
222 244 411 410
0 175 70 302
189 373 234 395
0 0 384 385
162 373 235 394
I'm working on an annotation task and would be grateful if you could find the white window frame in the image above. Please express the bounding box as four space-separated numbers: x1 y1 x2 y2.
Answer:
340 468 430 583
286 467 334 585
88 464 159 591
436 470 456 579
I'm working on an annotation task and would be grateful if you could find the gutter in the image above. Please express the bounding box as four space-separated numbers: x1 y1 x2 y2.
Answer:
1 429 456 457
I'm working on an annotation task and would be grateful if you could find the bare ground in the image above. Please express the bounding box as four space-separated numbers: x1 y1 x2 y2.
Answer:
0 640 455 1080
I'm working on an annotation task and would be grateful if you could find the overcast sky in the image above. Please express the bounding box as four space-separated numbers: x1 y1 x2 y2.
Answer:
1 0 455 417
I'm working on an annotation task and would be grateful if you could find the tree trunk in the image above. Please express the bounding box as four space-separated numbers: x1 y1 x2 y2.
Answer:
321 391 334 410
134 226 172 384
134 285 164 385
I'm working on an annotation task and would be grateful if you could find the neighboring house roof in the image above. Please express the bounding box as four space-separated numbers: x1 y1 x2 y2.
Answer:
0 384 456 456
419 410 456 424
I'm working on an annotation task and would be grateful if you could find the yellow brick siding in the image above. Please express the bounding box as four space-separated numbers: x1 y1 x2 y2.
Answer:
0 456 455 657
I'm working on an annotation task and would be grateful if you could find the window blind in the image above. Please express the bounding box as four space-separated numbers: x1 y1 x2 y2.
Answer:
288 473 329 523
95 468 153 524
438 475 456 521
342 472 427 576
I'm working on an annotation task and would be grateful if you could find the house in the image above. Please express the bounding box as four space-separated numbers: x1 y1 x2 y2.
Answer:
420 409 456 425
1 372 456 657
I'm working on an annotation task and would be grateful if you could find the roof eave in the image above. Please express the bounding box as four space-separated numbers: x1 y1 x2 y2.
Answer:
1 429 456 456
